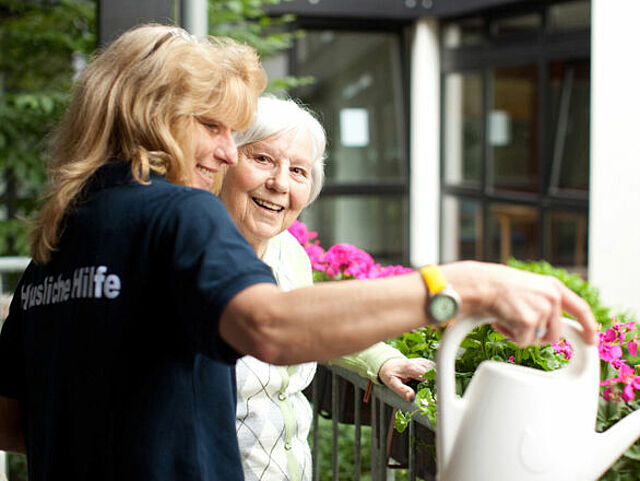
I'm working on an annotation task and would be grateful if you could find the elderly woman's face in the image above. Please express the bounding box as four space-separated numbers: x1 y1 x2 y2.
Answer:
219 129 313 250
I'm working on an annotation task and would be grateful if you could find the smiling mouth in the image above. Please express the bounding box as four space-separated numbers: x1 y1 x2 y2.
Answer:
196 165 217 181
252 197 284 212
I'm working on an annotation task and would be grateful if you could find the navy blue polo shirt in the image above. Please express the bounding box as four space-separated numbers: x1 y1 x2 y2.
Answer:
0 162 276 481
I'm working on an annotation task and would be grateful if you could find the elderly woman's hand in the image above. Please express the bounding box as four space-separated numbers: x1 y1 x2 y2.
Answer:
378 357 435 402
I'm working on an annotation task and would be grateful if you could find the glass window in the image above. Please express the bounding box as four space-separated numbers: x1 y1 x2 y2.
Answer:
300 195 407 266
295 31 406 183
544 210 587 273
441 196 483 263
549 59 590 193
548 1 591 33
490 13 542 37
490 65 539 193
294 29 408 265
443 72 483 187
487 203 539 264
443 17 484 48
440 5 589 273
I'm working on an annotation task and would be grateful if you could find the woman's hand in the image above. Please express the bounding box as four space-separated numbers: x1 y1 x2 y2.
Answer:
442 261 599 347
378 357 435 402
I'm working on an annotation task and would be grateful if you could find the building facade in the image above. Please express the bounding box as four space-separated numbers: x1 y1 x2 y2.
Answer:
264 0 640 316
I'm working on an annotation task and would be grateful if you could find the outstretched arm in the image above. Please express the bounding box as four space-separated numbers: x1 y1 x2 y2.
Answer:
219 261 598 365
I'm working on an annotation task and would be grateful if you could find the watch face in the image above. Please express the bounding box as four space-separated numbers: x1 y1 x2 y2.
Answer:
429 294 458 322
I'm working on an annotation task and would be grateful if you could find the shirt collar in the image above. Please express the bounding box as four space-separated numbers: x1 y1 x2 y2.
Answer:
86 161 168 194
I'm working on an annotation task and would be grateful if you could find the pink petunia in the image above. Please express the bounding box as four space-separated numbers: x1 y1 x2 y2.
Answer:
603 387 614 402
623 384 636 402
304 243 326 272
552 339 574 360
323 243 374 278
288 220 318 246
628 338 638 357
599 343 623 362
602 328 617 343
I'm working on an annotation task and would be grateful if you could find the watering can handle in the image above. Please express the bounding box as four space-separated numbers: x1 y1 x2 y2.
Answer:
435 316 592 468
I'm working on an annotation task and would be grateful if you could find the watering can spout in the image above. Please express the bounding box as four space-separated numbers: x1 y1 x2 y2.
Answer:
587 409 640 480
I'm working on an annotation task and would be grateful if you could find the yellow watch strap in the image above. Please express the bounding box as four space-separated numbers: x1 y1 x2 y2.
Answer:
419 265 447 295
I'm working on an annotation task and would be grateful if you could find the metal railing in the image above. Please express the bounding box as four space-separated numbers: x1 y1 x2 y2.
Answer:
309 364 436 481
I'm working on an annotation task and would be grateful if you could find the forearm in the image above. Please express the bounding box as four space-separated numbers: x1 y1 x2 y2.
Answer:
219 260 598 365
0 396 25 454
220 271 430 365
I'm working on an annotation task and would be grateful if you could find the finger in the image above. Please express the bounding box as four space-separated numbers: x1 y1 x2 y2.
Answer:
541 298 562 345
385 376 415 402
558 283 599 345
407 360 434 379
492 321 517 342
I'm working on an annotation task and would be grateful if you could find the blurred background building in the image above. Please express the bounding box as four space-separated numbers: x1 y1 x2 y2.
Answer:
258 0 639 316
5 0 640 315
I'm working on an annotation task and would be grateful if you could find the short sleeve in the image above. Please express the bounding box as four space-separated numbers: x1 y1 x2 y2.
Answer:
160 191 276 363
0 294 26 400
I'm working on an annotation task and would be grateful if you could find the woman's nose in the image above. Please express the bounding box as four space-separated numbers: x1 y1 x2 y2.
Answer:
215 128 238 165
267 167 289 193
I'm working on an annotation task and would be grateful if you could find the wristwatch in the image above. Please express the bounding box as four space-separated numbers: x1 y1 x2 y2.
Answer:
419 265 461 324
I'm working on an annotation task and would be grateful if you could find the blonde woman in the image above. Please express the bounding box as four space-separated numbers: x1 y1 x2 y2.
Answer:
0 23 598 481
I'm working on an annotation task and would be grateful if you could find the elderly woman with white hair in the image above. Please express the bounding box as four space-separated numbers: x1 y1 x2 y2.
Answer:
215 96 433 481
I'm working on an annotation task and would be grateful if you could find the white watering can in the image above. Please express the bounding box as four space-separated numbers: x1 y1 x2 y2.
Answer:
436 317 640 481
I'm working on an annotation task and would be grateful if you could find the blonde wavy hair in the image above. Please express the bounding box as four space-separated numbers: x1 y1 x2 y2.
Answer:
30 24 266 264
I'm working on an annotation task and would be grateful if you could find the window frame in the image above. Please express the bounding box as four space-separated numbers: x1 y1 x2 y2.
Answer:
290 18 413 265
439 3 591 267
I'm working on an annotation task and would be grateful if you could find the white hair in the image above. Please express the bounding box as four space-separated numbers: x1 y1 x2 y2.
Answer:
233 95 326 204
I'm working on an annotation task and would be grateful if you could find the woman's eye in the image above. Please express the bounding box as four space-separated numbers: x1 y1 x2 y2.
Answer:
291 167 309 177
254 155 270 163
199 120 220 133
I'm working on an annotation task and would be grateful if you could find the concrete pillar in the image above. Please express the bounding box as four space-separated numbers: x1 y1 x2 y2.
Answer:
410 18 441 267
589 0 640 317
180 0 208 36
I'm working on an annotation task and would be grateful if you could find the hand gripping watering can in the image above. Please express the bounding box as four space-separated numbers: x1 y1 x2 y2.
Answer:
436 317 640 481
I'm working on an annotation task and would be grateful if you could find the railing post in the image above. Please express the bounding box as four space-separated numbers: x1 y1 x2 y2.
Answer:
311 374 320 481
353 385 362 481
331 371 339 481
408 420 416 481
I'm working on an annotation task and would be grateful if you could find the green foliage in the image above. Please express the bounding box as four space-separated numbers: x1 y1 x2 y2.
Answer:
7 452 27 481
0 0 311 256
0 0 95 255
208 0 312 93
312 415 372 481
389 259 640 480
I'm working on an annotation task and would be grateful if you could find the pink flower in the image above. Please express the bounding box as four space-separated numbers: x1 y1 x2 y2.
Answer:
323 243 374 278
628 338 638 357
508 356 515 363
599 343 623 362
304 243 326 271
602 328 617 343
368 264 414 279
623 384 636 402
552 339 574 360
611 359 627 370
288 220 317 246
603 387 614 402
